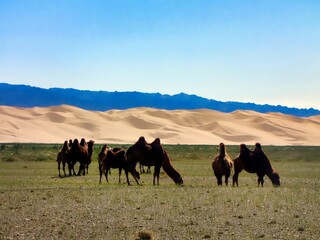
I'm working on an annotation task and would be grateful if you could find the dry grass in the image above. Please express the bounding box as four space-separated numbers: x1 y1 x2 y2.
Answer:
0 145 319 239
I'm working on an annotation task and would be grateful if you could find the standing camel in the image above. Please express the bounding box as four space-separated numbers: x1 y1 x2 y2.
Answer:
212 143 233 186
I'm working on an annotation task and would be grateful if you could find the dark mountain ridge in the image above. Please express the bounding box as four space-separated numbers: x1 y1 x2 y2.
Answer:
0 83 319 117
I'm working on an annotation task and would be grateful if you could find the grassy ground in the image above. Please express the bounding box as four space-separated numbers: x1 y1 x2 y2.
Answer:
0 144 319 240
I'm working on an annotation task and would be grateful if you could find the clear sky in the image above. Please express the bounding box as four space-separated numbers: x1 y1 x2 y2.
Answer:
0 0 319 109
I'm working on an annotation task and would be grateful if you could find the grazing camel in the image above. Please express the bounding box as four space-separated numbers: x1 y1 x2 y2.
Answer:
126 136 183 185
212 143 233 186
232 143 280 187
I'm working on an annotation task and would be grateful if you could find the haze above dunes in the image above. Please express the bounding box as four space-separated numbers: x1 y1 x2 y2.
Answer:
0 105 319 146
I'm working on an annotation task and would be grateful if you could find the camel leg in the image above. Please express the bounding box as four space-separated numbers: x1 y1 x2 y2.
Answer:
58 160 62 177
118 168 122 184
105 167 109 183
214 172 222 186
225 173 230 186
98 163 102 179
99 164 104 183
157 170 160 185
77 164 83 176
69 162 75 177
125 171 131 186
125 170 140 186
258 176 264 187
153 166 161 185
82 163 86 176
99 171 102 183
232 172 239 187
62 161 67 177
233 164 243 187
217 176 222 186
68 163 73 176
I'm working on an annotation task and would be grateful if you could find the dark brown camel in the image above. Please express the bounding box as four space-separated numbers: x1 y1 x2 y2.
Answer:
86 140 94 174
212 143 233 186
69 138 92 176
126 136 183 185
56 140 70 177
99 148 140 185
98 144 108 176
232 143 280 187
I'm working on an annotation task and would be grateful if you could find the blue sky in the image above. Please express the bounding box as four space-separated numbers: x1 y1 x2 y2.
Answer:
0 0 319 109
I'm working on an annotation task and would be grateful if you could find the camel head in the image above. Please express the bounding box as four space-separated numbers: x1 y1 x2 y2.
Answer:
219 142 226 155
239 144 251 156
63 140 68 148
102 144 108 151
175 176 184 186
271 171 280 187
87 140 94 148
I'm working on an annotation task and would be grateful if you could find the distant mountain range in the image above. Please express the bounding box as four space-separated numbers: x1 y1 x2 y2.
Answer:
0 83 319 117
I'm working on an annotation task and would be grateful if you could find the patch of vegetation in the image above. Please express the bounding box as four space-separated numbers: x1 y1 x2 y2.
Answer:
0 144 319 239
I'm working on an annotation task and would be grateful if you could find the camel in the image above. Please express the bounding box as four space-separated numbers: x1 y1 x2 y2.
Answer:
99 149 140 185
56 140 70 177
126 137 183 185
212 143 233 186
232 143 280 187
68 138 92 176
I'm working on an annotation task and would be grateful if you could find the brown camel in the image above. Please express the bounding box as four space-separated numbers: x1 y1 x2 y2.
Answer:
69 138 92 176
212 143 233 186
126 136 183 185
99 148 140 185
232 143 280 187
56 140 70 177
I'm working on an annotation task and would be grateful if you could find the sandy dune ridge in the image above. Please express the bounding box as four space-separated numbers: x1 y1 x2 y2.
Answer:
0 105 319 145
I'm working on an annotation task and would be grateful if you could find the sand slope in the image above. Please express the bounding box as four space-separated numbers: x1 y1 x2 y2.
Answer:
0 105 319 145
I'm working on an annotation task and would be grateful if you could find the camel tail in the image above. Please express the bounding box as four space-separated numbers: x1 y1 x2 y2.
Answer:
162 150 183 185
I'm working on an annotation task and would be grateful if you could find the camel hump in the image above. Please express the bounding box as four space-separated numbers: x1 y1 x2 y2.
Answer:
72 138 79 146
61 140 69 151
137 136 147 145
80 138 86 145
112 147 121 153
151 138 161 147
117 150 126 157
106 149 114 157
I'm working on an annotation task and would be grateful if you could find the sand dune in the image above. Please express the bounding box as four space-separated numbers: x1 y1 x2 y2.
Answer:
0 105 319 145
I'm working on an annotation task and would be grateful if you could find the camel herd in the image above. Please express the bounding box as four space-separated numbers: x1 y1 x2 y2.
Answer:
57 137 280 187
